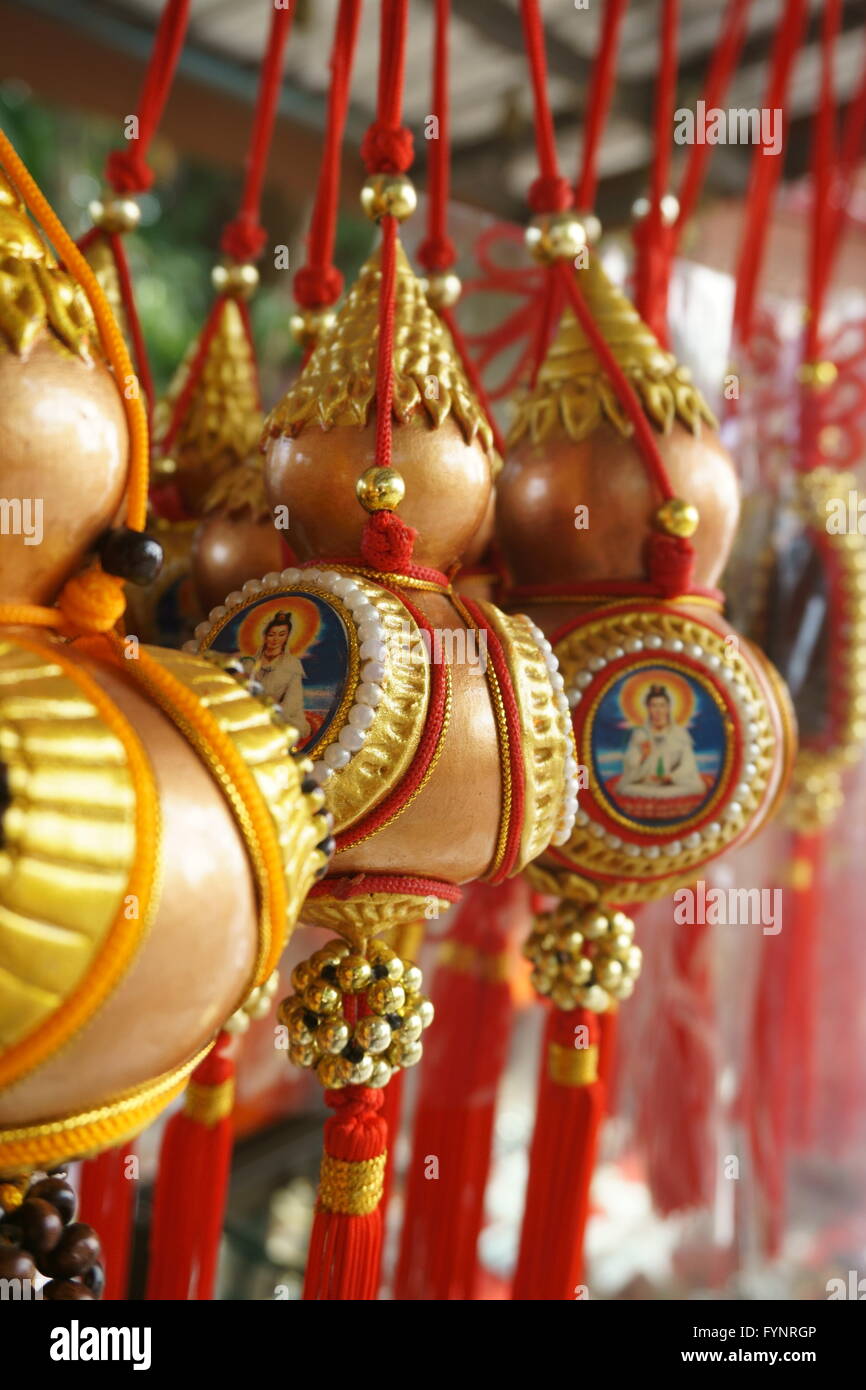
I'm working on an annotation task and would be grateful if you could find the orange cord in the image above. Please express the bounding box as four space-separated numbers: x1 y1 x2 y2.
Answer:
0 129 150 635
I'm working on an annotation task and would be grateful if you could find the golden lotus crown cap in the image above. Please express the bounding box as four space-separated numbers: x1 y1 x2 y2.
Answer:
507 253 716 447
154 297 263 513
201 453 271 521
265 241 497 466
0 166 96 359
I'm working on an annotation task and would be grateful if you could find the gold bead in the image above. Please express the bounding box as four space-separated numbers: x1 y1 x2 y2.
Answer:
578 211 602 244
797 359 838 389
287 1013 315 1047
656 497 700 538
289 307 337 349
317 1055 352 1089
577 984 611 1014
367 980 406 1015
289 1042 317 1068
561 956 592 986
595 958 624 991
582 912 610 942
399 1011 423 1044
416 998 434 1029
315 1018 351 1055
151 454 178 481
211 260 260 299
356 465 406 513
551 981 578 1010
368 1058 394 1088
360 172 417 223
625 945 643 976
390 1037 423 1069
290 961 314 993
310 945 344 973
559 929 585 955
304 981 341 1015
402 964 423 993
355 1015 393 1054
346 1054 375 1086
89 196 141 234
525 212 587 263
337 955 372 993
422 270 462 310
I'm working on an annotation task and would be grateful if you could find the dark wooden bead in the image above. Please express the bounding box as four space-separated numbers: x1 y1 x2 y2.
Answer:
98 527 164 585
0 1242 37 1281
17 1197 63 1254
28 1178 77 1225
39 1221 102 1278
82 1261 106 1299
44 1279 95 1301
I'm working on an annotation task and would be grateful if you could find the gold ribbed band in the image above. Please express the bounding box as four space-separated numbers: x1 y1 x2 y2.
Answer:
183 1077 235 1128
548 1042 599 1087
319 1151 387 1216
437 939 510 983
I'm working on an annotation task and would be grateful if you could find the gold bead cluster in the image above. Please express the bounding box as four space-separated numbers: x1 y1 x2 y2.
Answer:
278 938 434 1089
523 904 642 1013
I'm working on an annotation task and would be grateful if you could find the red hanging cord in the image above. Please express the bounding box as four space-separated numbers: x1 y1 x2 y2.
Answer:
632 0 678 342
732 0 809 349
805 0 843 364
105 0 191 194
575 0 629 212
294 0 363 312
519 0 572 212
221 2 296 262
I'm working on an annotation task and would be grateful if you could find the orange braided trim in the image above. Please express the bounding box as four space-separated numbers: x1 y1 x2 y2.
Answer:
0 633 160 1091
0 1045 210 1175
0 129 148 531
115 641 289 985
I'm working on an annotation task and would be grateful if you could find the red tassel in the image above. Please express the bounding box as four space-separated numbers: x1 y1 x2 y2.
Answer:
360 509 418 572
394 881 521 1300
303 1086 388 1300
78 1144 137 1300
146 1032 235 1300
512 1006 607 1300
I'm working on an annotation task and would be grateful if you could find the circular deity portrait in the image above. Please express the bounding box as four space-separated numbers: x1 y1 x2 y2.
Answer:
591 664 727 828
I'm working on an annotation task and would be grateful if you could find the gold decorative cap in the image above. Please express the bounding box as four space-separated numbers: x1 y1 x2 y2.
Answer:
201 454 271 521
264 242 497 468
154 297 262 515
0 168 96 359
507 254 716 447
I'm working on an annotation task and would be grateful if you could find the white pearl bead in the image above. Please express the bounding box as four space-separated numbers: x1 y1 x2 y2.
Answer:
358 621 382 644
242 578 263 594
724 802 742 820
225 590 244 607
262 572 281 587
667 840 682 856
349 703 375 729
338 725 365 751
666 638 683 652
735 784 750 802
353 604 378 625
689 645 704 659
576 672 593 689
626 639 644 653
645 845 660 859
575 810 590 826
552 829 569 846
588 656 606 671
311 761 332 785
606 646 625 660
647 635 663 649
280 568 301 584
363 660 386 683
550 670 565 692
209 606 227 619
743 762 757 780
625 843 641 857
360 639 387 661
304 569 323 585
194 622 210 638
606 834 622 849
684 832 701 849
182 640 198 653
324 744 351 770
707 822 721 837
356 681 382 706
568 690 582 707
333 577 358 597
708 654 721 668
590 823 605 839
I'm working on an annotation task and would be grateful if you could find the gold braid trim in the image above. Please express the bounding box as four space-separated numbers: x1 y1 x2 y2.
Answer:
0 1045 209 1176
184 1077 235 1127
548 1041 599 1087
319 1151 386 1216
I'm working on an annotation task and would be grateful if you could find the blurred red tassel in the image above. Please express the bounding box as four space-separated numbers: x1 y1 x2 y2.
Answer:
78 1144 137 1300
146 1031 235 1300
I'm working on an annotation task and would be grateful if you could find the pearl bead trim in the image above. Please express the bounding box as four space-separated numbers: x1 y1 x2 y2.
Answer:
525 619 580 847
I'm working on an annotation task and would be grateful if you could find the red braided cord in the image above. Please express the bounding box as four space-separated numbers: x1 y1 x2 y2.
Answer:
674 0 752 234
651 0 679 214
375 215 399 470
300 556 452 588
307 874 462 902
732 0 808 347
459 597 526 884
105 0 191 194
417 0 455 272
221 3 295 262
378 0 409 127
575 0 629 211
334 586 449 853
805 0 843 364
519 0 572 211
632 0 678 337
294 0 362 309
557 261 675 503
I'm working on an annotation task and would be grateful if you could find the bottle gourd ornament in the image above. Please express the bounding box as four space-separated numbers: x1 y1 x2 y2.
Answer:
0 149 328 1298
189 177 579 1299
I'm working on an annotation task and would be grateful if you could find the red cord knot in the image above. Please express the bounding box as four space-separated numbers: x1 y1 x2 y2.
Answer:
361 121 414 174
417 233 457 272
220 214 268 264
360 510 418 573
325 1086 386 1121
646 532 696 598
293 263 344 308
528 175 573 214
105 147 155 195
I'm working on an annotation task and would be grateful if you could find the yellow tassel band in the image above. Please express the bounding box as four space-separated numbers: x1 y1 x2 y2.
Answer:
183 1077 235 1128
318 1151 387 1217
548 1041 599 1088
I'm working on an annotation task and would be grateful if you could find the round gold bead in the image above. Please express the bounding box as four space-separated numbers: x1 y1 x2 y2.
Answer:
317 1055 353 1089
310 945 344 973
315 1018 351 1055
595 958 624 991
551 980 578 1011
289 1042 317 1068
561 956 592 987
402 964 423 994
531 969 553 995
416 998 434 1029
304 981 341 1015
525 212 587 263
625 945 643 976
367 980 406 1015
211 260 260 299
582 912 610 942
577 984 611 1014
356 465 406 514
422 270 462 310
368 1058 394 1089
391 1037 423 1069
289 306 337 349
656 497 700 538
354 1015 393 1054
290 961 314 993
360 172 417 223
578 211 602 245
287 1013 315 1047
400 1011 424 1044
89 196 141 234
337 955 372 993
346 1054 375 1086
